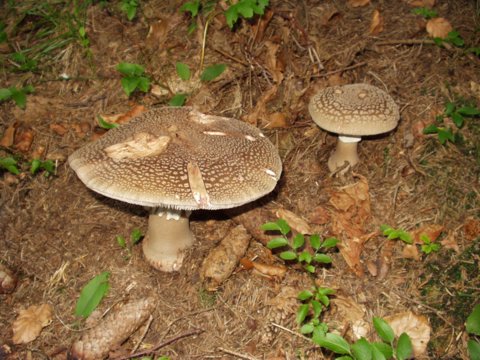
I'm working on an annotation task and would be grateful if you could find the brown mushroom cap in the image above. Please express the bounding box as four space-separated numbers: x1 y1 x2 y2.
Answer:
69 107 282 210
308 83 400 136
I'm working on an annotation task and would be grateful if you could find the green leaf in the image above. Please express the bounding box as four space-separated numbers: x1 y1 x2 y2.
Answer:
127 5 137 20
314 332 351 355
200 64 226 81
267 237 288 249
398 231 413 244
371 342 392 359
180 0 200 17
75 271 110 318
444 102 455 116
117 62 145 77
137 76 151 93
311 300 323 319
467 304 480 336
373 317 395 344
97 115 119 129
169 93 187 107
40 160 55 175
457 106 480 117
322 237 339 248
261 222 282 232
313 254 332 264
468 339 480 360
351 337 372 360
396 332 413 360
279 251 297 261
304 264 316 273
176 62 191 81
296 303 309 325
423 124 440 135
310 234 321 250
292 233 304 250
335 357 354 360
437 127 455 144
30 159 41 174
130 228 143 244
121 76 141 96
298 290 313 301
0 157 20 175
10 88 27 109
0 88 12 100
275 218 291 236
300 323 314 334
451 112 464 128
298 250 312 264
116 235 126 248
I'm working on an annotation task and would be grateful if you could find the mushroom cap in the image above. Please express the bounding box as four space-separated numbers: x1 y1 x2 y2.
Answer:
69 107 282 210
308 83 400 137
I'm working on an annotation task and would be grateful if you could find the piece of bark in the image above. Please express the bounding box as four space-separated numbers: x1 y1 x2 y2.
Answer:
70 296 156 360
200 225 251 291
0 263 17 294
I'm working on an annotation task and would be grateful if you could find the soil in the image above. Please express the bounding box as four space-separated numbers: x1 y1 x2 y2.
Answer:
0 0 479 359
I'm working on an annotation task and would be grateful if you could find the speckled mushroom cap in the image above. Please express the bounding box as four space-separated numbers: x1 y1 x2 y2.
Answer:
68 107 282 210
308 83 400 136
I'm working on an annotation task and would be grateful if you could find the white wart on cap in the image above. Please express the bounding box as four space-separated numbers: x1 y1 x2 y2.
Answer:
69 107 282 271
308 83 399 173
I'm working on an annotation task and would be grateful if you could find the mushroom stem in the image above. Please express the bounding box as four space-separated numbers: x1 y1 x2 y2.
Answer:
328 136 361 173
142 208 194 272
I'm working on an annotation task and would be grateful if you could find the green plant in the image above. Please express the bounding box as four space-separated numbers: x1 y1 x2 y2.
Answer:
30 159 56 177
434 30 465 48
116 228 143 259
262 218 338 273
380 225 412 244
224 0 269 29
169 61 226 106
75 271 110 318
467 304 480 360
10 52 38 72
411 7 438 19
423 101 480 144
419 234 440 254
297 286 334 340
0 85 35 109
120 0 139 21
116 62 151 97
0 157 20 175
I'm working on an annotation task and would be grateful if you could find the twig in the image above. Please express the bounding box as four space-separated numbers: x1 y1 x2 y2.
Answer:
311 62 367 78
212 46 249 67
271 322 311 341
218 347 260 360
114 329 204 360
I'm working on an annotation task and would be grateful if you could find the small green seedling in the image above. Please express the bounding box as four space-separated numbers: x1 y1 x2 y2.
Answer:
313 317 413 360
116 62 151 97
467 304 480 359
97 115 119 129
380 225 413 244
423 101 480 144
434 30 465 48
419 234 440 254
75 271 110 318
411 7 438 19
262 219 338 273
10 52 38 72
0 157 20 175
0 85 35 109
116 228 143 259
30 159 56 177
169 61 226 106
77 25 90 48
297 286 334 341
120 0 139 21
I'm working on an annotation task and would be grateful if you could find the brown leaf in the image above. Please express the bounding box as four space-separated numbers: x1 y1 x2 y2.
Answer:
200 225 251 291
0 123 16 147
385 311 431 356
14 127 34 153
31 145 45 159
426 18 453 39
404 0 435 8
377 240 394 280
309 205 331 225
0 263 17 294
330 295 369 339
251 9 274 42
12 304 53 344
264 41 284 84
252 262 286 278
402 244 421 260
338 232 375 277
464 217 480 241
100 105 146 126
348 0 370 7
50 123 68 136
275 208 312 234
263 112 289 129
440 232 460 253
369 9 384 35
239 257 254 270
242 86 278 126
411 224 444 244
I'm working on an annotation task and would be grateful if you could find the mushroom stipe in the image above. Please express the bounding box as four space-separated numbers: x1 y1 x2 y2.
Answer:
68 107 282 272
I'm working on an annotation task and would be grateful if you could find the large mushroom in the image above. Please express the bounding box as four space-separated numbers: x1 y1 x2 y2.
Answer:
69 107 282 272
308 83 400 173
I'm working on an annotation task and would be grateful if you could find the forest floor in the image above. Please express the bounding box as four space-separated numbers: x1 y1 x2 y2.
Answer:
0 0 479 359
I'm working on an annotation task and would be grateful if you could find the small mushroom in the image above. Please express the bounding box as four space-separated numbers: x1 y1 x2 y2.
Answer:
308 83 400 173
69 107 282 272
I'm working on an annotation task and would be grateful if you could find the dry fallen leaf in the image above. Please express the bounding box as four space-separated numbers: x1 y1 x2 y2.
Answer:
348 0 370 7
31 145 45 160
251 9 274 43
426 18 453 39
264 40 285 84
402 244 421 260
0 263 17 294
385 311 431 356
242 85 278 126
330 295 369 340
338 232 376 277
411 224 444 244
440 232 460 253
464 217 480 241
12 304 53 344
50 123 68 136
200 225 251 291
100 105 146 126
252 262 286 278
309 205 331 225
275 208 312 235
14 127 34 153
369 9 384 35
404 0 435 8
0 123 16 147
263 112 289 129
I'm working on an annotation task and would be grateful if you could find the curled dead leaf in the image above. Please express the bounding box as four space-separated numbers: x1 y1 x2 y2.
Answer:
348 0 370 7
14 127 34 153
275 208 312 234
402 244 421 260
426 18 453 39
0 263 17 294
369 9 384 35
12 304 53 344
50 123 68 136
385 311 431 356
264 41 284 84
100 105 146 126
252 262 286 278
440 232 460 253
31 145 46 159
264 112 289 129
405 0 435 8
338 232 376 277
0 123 16 147
411 224 444 244
200 225 251 291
